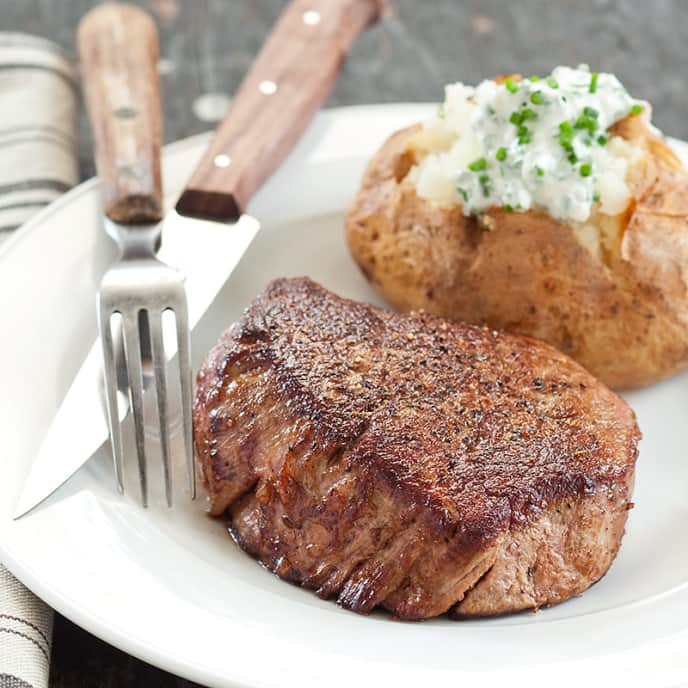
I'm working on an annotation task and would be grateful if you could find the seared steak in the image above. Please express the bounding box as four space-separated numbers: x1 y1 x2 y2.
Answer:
194 278 639 619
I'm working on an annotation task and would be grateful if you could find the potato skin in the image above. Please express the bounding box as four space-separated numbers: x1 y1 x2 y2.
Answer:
346 122 688 389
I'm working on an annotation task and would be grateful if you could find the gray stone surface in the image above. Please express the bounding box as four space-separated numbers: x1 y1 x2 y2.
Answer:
1 0 687 685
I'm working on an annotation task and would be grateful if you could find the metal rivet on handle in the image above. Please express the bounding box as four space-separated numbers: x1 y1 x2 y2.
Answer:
259 80 278 95
302 10 321 25
114 106 138 119
214 154 232 168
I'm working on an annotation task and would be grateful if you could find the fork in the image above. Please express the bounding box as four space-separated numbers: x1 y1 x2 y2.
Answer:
78 3 193 507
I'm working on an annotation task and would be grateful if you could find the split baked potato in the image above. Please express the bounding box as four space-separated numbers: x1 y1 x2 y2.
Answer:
346 75 688 389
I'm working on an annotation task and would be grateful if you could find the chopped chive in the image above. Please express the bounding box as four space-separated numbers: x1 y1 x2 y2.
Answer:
559 121 575 152
530 91 544 105
457 186 469 203
504 78 519 93
562 95 568 102
568 152 578 164
529 75 540 82
597 134 608 146
546 76 559 89
503 204 514 212
478 174 492 197
583 106 599 118
516 122 531 144
535 166 544 177
589 72 599 93
574 114 598 134
593 191 601 202
580 163 592 177
496 147 508 161
468 157 488 171
509 108 537 126
630 104 644 115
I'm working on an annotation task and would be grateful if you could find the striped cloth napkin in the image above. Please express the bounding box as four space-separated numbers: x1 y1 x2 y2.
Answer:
0 33 78 688
0 33 77 243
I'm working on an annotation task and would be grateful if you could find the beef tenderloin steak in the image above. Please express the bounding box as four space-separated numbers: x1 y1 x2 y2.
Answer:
193 277 639 619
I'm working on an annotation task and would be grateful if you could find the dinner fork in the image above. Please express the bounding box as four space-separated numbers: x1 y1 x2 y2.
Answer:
78 3 193 507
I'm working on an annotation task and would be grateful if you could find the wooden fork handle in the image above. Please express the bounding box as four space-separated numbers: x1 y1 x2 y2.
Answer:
175 0 386 222
78 3 163 224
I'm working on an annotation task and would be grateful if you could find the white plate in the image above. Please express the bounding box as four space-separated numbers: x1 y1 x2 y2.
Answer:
1 105 688 688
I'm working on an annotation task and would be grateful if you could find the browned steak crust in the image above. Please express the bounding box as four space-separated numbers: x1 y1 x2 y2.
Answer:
194 277 640 619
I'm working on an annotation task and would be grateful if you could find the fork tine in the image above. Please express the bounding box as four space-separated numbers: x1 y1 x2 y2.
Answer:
174 298 195 499
122 310 149 507
149 310 172 507
98 305 125 494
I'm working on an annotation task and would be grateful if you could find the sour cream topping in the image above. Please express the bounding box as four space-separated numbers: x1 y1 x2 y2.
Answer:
408 66 649 223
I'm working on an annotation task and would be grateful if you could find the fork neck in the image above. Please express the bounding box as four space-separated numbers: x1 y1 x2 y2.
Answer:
104 219 161 259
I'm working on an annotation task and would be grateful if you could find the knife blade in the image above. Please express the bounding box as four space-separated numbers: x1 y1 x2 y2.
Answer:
14 213 259 518
14 0 384 518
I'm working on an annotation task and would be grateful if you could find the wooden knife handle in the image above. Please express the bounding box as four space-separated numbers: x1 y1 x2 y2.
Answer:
78 3 163 224
176 0 385 222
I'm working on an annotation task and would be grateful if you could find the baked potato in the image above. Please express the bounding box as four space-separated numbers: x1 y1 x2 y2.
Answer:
346 69 688 389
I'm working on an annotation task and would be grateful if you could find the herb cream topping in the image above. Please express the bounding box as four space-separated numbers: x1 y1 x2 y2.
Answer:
409 65 649 223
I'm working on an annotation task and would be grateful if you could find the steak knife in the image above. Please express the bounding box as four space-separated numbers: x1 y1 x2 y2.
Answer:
15 0 384 519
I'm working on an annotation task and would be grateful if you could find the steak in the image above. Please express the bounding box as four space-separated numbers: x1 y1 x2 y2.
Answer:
194 277 640 619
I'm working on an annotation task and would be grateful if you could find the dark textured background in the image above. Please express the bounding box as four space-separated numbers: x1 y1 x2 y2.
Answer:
2 0 687 685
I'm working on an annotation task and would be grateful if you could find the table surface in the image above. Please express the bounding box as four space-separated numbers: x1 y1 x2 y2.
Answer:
3 0 688 685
